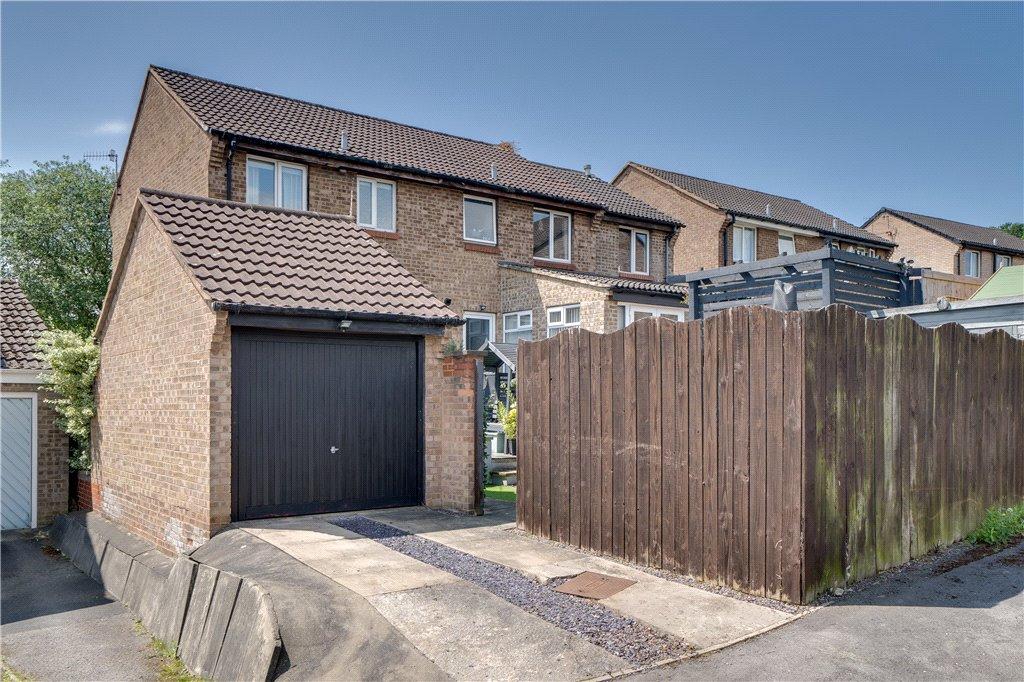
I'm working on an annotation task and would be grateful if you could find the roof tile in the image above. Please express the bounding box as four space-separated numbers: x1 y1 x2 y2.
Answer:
152 66 676 226
1 280 48 370
138 189 460 323
879 208 1024 256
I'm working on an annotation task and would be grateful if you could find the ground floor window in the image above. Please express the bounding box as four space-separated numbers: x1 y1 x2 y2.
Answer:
619 304 684 329
464 312 495 351
502 311 533 343
547 304 580 337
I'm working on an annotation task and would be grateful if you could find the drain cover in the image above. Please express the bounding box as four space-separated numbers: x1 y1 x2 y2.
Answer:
553 571 636 600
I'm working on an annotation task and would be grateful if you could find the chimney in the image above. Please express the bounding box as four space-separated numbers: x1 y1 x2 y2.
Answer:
339 132 350 154
490 163 498 181
583 164 592 177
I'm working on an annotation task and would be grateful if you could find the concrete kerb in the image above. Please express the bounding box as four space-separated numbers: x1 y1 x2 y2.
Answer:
50 512 281 681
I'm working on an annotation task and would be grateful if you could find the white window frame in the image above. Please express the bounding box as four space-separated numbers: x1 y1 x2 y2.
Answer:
463 195 497 245
996 254 1012 270
620 304 684 328
547 304 581 337
502 310 533 343
963 250 981 277
356 176 397 232
246 155 307 210
463 311 495 350
1 391 38 529
733 225 757 264
619 227 650 274
777 233 796 257
533 208 573 263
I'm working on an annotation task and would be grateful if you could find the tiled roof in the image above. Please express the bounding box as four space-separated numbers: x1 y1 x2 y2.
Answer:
629 163 894 247
499 261 688 298
151 66 676 226
138 189 460 324
486 341 518 370
1 279 48 370
874 208 1024 256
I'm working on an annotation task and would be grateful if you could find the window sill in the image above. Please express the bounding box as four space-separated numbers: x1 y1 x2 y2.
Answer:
618 271 653 281
532 259 575 271
464 242 500 254
363 228 399 240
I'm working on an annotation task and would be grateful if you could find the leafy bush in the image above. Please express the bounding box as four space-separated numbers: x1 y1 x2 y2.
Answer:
967 503 1024 546
496 401 517 441
36 330 100 469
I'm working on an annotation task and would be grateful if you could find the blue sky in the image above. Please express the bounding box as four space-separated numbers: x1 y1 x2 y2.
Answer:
2 2 1021 226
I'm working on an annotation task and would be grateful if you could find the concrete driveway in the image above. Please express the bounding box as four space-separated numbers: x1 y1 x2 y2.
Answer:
226 501 799 681
631 539 1024 681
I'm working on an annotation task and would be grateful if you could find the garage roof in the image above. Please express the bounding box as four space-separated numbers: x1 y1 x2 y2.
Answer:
1 279 48 370
136 189 461 325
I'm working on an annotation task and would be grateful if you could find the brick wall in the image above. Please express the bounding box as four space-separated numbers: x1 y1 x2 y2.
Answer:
613 165 726 274
423 340 482 513
0 382 68 525
93 212 230 554
110 73 212 266
863 213 1020 277
209 149 670 340
500 267 619 337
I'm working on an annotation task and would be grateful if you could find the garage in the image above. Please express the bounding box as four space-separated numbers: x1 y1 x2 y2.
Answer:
1 393 37 530
231 329 423 520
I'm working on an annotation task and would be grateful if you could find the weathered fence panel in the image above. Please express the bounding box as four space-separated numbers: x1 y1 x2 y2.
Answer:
516 306 1024 603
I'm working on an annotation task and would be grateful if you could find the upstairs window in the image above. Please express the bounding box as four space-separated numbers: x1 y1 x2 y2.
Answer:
963 250 981 277
996 254 1012 270
778 233 796 256
464 312 495 351
733 226 756 263
357 177 396 232
533 209 572 262
547 304 580 337
619 228 650 274
464 196 497 244
503 311 533 343
246 156 306 210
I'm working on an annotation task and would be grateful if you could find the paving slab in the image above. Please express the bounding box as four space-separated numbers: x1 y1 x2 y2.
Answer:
601 579 792 651
369 579 629 681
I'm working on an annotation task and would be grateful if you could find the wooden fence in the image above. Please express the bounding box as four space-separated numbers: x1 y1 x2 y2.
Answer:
516 306 1023 603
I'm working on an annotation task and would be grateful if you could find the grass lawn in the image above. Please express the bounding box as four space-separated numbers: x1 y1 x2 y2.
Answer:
484 484 517 502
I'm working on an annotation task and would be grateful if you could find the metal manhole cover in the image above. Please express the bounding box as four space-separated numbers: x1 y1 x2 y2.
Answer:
553 571 636 600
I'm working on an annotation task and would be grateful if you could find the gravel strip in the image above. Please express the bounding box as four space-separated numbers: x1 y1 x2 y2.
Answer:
333 515 691 665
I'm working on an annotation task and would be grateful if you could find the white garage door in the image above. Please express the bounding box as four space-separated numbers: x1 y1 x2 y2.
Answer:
1 394 37 530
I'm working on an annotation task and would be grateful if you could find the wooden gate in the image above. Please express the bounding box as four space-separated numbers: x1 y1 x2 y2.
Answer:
516 306 1024 603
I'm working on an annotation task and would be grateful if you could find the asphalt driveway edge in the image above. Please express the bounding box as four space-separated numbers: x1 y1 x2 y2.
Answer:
49 512 281 682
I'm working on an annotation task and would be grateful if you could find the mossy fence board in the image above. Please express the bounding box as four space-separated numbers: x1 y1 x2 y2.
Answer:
516 305 1024 603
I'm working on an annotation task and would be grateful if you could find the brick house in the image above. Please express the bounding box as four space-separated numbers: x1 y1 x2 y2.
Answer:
613 162 895 275
1 280 69 529
110 66 688 348
862 208 1024 281
93 189 477 553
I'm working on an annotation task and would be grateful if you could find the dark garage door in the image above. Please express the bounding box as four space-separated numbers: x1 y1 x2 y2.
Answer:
232 329 422 520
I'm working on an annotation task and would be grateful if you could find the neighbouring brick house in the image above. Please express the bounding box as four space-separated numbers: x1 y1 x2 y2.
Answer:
613 162 895 275
93 189 476 553
109 66 688 348
863 208 1024 281
1 280 69 529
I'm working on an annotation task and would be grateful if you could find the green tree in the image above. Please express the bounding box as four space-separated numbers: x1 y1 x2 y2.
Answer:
995 222 1024 239
1 158 114 334
36 330 100 469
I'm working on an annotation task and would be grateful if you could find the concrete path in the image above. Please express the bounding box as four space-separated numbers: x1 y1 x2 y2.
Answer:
632 540 1024 681
236 501 798 679
1 531 161 681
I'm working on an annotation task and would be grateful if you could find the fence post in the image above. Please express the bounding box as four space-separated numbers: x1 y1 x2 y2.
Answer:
688 281 703 320
820 258 836 305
